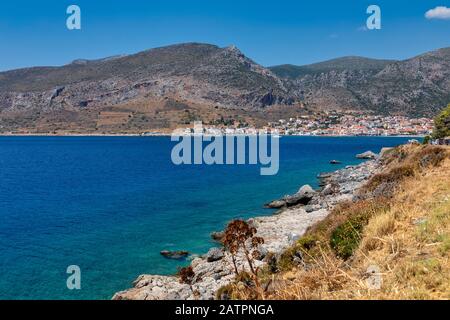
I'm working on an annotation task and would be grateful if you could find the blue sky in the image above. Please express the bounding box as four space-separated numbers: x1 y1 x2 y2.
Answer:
0 0 449 71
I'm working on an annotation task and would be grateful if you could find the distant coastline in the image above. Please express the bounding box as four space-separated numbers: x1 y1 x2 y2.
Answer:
0 132 427 138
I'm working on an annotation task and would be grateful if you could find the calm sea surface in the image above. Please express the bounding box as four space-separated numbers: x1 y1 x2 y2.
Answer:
0 136 412 299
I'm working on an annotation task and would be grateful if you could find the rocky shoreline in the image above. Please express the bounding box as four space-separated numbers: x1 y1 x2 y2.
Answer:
112 155 383 300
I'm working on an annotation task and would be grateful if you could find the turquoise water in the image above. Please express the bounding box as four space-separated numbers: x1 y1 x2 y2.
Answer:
0 136 412 300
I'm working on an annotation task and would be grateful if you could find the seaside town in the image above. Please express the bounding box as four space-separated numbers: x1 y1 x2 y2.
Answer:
267 114 434 136
177 113 434 137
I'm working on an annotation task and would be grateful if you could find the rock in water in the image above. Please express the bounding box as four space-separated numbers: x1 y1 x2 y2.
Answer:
160 250 189 260
284 185 316 206
264 199 287 209
356 151 378 159
205 248 224 262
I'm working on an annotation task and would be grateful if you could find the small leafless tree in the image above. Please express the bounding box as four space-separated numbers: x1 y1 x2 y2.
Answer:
222 220 265 277
177 266 199 297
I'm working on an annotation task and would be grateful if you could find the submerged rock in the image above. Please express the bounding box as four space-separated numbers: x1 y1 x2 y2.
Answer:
160 250 189 260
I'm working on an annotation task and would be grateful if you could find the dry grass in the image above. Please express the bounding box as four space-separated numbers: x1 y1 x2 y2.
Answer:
360 145 448 198
223 145 450 300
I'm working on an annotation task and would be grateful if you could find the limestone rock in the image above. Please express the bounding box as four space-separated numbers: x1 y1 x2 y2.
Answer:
205 248 224 263
356 151 378 159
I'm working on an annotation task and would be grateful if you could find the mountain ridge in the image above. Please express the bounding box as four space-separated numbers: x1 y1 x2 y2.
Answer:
269 56 396 79
0 43 449 133
270 47 450 117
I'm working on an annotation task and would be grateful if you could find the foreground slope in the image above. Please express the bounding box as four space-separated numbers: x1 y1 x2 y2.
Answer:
227 144 450 300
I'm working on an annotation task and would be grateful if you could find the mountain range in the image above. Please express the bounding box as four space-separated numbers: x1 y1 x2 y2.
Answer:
0 43 449 133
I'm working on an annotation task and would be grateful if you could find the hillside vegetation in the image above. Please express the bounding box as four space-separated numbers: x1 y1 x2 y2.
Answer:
271 47 450 117
222 144 450 300
432 104 450 139
269 56 394 79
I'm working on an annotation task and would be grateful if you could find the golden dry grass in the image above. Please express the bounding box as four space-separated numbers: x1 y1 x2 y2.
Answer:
272 147 450 300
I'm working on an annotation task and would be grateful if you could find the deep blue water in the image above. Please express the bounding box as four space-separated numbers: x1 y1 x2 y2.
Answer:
0 136 412 300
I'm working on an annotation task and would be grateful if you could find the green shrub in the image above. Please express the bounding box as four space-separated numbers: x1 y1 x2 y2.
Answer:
277 235 320 271
277 246 301 272
432 104 450 139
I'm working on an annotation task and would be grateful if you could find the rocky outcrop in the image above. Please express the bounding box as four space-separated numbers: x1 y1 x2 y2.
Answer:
356 151 378 159
210 231 224 242
287 185 316 205
205 248 224 263
265 184 316 209
264 199 287 209
113 158 382 301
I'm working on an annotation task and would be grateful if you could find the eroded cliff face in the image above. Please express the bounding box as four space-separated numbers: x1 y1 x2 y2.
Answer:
0 43 294 114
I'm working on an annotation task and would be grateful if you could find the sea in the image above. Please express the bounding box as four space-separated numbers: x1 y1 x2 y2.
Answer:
0 136 413 299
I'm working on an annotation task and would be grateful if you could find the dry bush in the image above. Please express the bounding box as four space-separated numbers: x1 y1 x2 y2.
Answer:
178 266 200 297
361 145 449 199
218 220 268 300
222 219 264 276
361 213 397 252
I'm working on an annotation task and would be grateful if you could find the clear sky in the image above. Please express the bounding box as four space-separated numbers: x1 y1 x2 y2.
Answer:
0 0 449 71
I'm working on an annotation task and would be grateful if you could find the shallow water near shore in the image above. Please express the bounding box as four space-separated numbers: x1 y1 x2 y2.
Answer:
0 136 412 299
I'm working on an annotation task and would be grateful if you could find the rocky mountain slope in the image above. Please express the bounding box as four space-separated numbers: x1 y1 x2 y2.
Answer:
0 43 449 133
0 43 293 114
270 47 450 117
